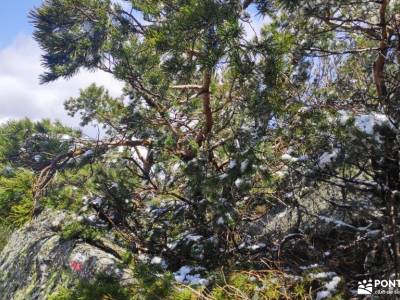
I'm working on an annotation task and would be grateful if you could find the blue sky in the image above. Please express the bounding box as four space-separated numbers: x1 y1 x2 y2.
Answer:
0 0 123 136
0 1 42 48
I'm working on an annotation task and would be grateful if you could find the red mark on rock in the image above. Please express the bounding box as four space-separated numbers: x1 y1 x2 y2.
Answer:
69 260 83 272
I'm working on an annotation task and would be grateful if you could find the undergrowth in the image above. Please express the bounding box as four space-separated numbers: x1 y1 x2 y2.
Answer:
0 167 34 228
48 267 318 300
60 221 102 242
0 222 12 252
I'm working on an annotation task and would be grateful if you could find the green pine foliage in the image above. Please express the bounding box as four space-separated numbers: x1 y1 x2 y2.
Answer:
0 119 83 230
1 0 399 298
0 167 34 227
59 221 102 241
48 276 131 300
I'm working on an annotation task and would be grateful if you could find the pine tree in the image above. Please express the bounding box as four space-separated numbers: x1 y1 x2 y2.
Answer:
30 0 294 265
30 0 400 278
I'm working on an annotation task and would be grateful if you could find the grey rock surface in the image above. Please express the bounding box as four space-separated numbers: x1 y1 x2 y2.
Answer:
0 210 134 300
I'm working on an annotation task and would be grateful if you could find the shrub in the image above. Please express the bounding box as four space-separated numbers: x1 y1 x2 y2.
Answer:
60 222 101 242
0 168 34 228
48 276 130 300
0 222 12 252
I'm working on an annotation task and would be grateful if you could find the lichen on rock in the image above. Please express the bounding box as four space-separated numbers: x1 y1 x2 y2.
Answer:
0 210 134 300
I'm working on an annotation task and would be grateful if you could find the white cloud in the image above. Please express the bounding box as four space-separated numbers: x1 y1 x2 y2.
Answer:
0 34 124 137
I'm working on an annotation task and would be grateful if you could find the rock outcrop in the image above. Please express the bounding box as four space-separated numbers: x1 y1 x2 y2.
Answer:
0 210 134 300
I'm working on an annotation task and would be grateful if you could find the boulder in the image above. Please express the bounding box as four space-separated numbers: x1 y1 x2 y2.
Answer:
0 210 134 300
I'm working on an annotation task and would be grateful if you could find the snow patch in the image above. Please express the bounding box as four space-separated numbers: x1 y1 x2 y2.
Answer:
82 149 94 157
248 243 266 250
318 149 339 168
276 209 288 219
150 256 168 269
316 276 341 300
173 266 209 285
228 160 237 169
60 134 72 141
240 159 249 172
281 153 298 162
185 234 203 242
300 264 319 270
318 215 355 229
338 110 394 140
87 215 98 222
354 113 391 135
219 173 228 180
234 178 244 188
91 197 103 207
138 253 149 262
309 272 336 279
281 153 308 163
298 106 312 113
